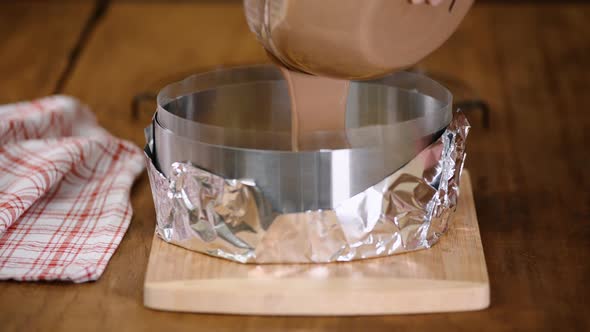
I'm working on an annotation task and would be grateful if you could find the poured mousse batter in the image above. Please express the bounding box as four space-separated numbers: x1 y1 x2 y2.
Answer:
279 68 350 151
245 0 473 151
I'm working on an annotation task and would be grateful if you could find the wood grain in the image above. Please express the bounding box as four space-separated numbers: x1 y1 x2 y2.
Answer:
63 1 268 146
0 1 589 331
0 2 94 104
144 171 489 315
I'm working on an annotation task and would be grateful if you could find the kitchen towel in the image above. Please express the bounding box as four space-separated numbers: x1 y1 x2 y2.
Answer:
0 96 144 282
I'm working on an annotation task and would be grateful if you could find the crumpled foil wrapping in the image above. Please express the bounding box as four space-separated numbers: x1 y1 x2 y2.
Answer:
145 112 470 263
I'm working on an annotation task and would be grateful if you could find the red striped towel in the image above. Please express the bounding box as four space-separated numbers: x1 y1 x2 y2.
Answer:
0 96 144 282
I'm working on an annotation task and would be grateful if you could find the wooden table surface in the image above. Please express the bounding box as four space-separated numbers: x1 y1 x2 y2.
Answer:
1 1 589 331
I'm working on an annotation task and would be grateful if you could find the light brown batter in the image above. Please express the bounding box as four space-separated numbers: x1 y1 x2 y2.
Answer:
246 0 473 151
267 0 473 79
280 67 350 151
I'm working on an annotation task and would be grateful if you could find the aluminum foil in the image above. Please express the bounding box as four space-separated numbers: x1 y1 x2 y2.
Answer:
145 112 469 263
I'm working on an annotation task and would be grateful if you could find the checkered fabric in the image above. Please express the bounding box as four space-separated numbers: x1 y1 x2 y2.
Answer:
0 96 144 282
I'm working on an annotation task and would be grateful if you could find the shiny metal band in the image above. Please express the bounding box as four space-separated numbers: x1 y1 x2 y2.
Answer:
144 65 469 263
144 112 470 263
153 65 452 212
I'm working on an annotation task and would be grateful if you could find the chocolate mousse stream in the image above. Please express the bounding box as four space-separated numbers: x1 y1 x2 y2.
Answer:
245 0 473 151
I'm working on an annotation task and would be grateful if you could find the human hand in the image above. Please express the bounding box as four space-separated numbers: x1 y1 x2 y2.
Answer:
410 0 444 5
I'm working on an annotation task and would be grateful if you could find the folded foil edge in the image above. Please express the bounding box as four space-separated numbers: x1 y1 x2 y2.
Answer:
144 111 470 264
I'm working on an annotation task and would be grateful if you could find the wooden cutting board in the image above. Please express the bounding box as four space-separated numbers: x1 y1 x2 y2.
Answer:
143 170 489 315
